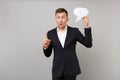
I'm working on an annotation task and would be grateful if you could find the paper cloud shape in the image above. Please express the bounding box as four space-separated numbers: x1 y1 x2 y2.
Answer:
73 7 89 22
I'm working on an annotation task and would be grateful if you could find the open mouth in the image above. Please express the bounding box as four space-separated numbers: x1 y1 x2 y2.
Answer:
59 23 63 26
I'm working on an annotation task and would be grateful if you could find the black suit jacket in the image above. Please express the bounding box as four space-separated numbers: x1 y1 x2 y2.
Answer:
43 26 92 77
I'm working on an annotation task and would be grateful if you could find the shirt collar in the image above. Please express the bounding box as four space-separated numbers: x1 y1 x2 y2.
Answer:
57 25 68 32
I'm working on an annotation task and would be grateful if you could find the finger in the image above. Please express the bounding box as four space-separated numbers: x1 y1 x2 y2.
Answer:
44 40 48 44
82 16 86 19
44 38 51 44
83 16 88 20
46 32 49 39
47 39 51 43
46 32 51 41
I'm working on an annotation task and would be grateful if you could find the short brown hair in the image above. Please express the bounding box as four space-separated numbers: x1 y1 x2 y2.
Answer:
55 8 68 16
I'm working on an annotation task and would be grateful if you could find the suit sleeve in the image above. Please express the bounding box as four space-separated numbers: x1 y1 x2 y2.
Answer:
43 31 53 57
76 27 92 48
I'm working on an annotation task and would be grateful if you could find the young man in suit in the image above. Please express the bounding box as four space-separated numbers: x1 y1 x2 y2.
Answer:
43 8 92 80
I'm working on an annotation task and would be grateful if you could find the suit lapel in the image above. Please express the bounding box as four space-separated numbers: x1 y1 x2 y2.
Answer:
54 28 63 48
64 26 71 48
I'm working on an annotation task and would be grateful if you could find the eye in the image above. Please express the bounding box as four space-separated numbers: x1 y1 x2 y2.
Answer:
56 16 60 19
61 16 65 19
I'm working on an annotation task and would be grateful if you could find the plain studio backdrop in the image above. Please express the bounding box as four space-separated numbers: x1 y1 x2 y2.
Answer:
0 0 120 80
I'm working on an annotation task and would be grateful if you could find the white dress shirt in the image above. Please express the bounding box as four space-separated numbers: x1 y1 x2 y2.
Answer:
57 26 67 48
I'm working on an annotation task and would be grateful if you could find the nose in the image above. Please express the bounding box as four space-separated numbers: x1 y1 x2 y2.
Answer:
59 17 62 22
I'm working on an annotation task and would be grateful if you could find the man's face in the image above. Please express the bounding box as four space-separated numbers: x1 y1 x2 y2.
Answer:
55 12 69 29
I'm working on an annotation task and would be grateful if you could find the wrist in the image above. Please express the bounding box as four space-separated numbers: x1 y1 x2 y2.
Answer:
43 45 48 49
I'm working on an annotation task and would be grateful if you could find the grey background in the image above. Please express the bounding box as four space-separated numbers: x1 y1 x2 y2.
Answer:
0 0 120 80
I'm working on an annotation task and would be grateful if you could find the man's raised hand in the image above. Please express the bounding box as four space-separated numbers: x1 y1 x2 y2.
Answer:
43 33 51 49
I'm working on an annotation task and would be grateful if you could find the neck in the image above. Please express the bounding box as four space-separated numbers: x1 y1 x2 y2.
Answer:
58 25 67 31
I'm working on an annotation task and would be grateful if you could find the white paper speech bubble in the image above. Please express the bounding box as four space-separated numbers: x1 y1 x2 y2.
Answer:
73 7 89 22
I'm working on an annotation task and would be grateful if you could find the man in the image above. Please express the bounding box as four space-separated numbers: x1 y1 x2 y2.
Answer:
43 8 92 80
